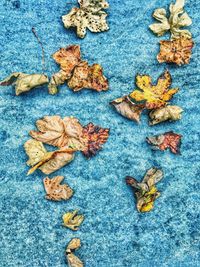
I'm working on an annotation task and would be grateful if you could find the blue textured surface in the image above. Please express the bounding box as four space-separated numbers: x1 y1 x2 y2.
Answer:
0 0 200 266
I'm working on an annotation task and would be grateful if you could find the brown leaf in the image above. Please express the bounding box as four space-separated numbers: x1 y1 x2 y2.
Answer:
43 176 73 201
29 116 86 150
68 62 108 92
157 37 194 65
66 238 83 267
110 96 144 123
82 122 109 158
147 131 182 154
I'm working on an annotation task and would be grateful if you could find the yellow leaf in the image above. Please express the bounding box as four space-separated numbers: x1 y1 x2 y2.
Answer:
129 70 179 109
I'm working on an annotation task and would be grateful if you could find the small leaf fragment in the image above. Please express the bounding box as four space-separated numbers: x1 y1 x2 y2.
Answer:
63 210 84 231
149 105 183 125
68 62 108 92
43 176 73 201
66 238 84 267
126 167 164 212
147 131 182 154
82 122 110 158
62 0 109 38
129 70 179 109
110 96 144 123
24 139 75 175
157 37 194 65
0 73 49 95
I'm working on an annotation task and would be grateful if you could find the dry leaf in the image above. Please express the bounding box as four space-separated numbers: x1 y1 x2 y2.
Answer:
0 73 49 95
66 238 84 267
149 105 183 125
43 176 73 201
62 0 109 38
63 210 84 230
147 131 182 154
157 37 194 65
110 96 144 123
126 167 164 212
149 0 192 40
24 139 75 175
68 62 108 92
129 70 179 109
29 116 86 150
82 122 110 158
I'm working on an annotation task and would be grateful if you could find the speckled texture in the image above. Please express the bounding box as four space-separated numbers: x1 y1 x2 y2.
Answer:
0 0 200 266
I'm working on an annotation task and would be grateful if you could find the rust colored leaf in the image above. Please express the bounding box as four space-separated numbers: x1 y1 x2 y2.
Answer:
147 131 182 154
158 37 194 65
43 176 73 201
29 116 86 150
68 62 108 92
82 122 109 158
110 96 144 123
126 167 164 212
66 238 83 267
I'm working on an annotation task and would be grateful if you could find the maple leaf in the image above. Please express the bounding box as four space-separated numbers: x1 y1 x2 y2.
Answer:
126 167 164 212
82 122 110 158
149 0 192 40
110 96 145 123
43 176 73 201
66 238 83 267
62 0 109 38
29 116 86 150
0 73 49 95
149 105 183 125
157 37 194 65
129 70 179 109
24 139 75 175
147 131 182 154
68 62 108 92
63 210 84 231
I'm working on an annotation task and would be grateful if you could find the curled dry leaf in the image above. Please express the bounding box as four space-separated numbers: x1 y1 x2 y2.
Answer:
149 105 183 125
29 115 86 150
149 0 192 40
63 210 84 231
66 238 84 267
62 0 109 38
147 131 182 154
82 122 110 158
129 70 179 109
49 45 108 94
43 176 73 201
158 37 194 65
68 62 108 92
24 139 75 175
0 73 49 95
110 96 144 123
126 167 164 212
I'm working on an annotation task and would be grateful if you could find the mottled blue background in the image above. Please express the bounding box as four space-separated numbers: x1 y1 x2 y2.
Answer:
0 0 200 266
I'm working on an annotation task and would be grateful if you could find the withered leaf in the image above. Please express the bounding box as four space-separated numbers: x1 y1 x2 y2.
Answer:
63 210 84 231
24 139 75 175
68 62 108 92
126 167 164 212
29 116 86 150
0 73 49 95
147 131 182 154
149 105 183 125
129 70 179 110
43 176 73 201
66 238 84 267
110 96 144 123
62 0 109 38
82 122 110 158
149 0 192 40
158 37 194 65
